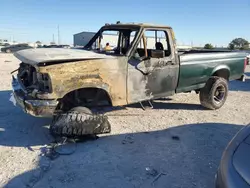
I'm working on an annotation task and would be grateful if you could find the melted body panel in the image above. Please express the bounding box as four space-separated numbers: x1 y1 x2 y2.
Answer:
127 53 178 103
38 57 128 106
14 48 114 66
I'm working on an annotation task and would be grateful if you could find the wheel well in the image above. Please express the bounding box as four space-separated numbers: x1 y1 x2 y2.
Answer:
212 69 230 80
56 88 112 111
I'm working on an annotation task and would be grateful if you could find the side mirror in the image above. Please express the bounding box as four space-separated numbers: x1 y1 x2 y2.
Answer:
151 50 165 58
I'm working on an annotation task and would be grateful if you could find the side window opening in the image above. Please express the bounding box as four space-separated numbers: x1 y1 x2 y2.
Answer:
132 29 171 59
135 37 145 58
144 30 171 57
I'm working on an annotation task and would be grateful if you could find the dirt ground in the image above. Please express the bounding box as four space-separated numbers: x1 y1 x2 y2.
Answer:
0 53 250 188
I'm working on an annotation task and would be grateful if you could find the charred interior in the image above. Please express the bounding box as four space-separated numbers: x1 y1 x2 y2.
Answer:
18 62 52 93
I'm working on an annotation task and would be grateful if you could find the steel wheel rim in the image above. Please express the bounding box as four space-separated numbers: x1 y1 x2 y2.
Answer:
213 85 226 104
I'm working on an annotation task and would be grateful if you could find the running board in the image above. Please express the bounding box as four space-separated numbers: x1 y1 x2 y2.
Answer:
139 100 154 110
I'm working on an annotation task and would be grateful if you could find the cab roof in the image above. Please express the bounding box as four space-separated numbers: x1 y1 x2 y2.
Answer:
102 22 172 29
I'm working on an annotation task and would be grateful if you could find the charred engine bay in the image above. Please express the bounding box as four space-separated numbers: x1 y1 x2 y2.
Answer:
18 62 52 94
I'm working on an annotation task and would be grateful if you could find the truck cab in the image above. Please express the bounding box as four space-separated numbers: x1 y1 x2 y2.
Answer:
84 22 179 103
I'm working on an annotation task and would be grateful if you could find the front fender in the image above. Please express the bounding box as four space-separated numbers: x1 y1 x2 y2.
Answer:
56 80 111 99
37 79 111 100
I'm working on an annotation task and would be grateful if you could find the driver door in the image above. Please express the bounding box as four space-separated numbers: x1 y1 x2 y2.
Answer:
127 28 179 103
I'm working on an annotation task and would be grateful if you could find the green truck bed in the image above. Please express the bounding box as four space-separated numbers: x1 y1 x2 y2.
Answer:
177 51 246 93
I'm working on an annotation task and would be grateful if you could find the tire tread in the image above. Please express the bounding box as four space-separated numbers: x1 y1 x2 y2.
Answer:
200 76 228 110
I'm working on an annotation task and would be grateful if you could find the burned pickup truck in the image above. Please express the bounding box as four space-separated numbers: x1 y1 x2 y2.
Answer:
11 22 247 137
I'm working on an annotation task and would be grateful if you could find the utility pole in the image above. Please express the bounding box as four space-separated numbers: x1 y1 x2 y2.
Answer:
52 34 55 43
57 25 60 45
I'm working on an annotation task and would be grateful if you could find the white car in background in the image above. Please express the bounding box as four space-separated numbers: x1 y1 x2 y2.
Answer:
0 43 10 52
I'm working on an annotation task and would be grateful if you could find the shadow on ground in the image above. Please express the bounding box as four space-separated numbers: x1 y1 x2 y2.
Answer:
0 90 53 148
229 72 250 92
94 101 204 114
127 101 204 111
0 90 201 148
0 90 244 188
4 123 243 188
2 103 243 188
245 72 250 77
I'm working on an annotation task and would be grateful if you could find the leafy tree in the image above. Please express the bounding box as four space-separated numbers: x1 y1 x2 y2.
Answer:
228 43 235 50
204 43 213 49
35 41 42 47
228 38 249 50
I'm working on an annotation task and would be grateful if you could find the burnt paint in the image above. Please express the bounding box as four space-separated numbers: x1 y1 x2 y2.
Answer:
127 56 179 103
15 23 246 114
25 104 57 117
38 57 128 106
36 26 180 106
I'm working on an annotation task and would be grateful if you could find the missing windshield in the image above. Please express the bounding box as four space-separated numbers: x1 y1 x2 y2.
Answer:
84 28 140 56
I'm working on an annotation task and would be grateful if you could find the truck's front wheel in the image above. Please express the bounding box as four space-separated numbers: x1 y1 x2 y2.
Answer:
199 77 228 110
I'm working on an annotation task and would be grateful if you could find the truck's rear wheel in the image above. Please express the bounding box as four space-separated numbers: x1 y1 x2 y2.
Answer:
50 106 111 137
199 77 228 110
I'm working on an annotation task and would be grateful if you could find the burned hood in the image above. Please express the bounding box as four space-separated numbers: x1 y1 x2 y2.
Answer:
14 48 114 66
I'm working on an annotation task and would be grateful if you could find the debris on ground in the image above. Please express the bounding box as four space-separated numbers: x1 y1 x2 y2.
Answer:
145 167 167 185
39 145 59 160
53 138 77 155
145 167 158 177
38 135 99 160
9 93 16 106
151 172 167 185
26 157 51 187
171 135 180 141
122 135 134 144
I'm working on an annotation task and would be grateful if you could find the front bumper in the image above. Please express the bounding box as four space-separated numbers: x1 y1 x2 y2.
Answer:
12 76 58 117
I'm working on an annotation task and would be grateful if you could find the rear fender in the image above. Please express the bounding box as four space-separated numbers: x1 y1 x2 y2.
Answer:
211 65 230 80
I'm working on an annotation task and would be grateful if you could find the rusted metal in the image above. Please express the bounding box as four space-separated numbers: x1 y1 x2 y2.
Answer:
24 100 58 117
12 22 246 119
102 23 172 30
11 22 248 122
37 57 128 106
11 23 180 118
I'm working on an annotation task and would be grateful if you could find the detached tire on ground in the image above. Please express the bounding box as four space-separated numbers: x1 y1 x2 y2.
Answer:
199 76 228 110
50 106 111 137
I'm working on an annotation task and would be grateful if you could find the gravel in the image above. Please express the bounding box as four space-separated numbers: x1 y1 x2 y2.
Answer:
0 53 250 188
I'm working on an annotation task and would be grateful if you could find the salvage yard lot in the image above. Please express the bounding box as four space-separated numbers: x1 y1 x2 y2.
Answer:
0 53 250 188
